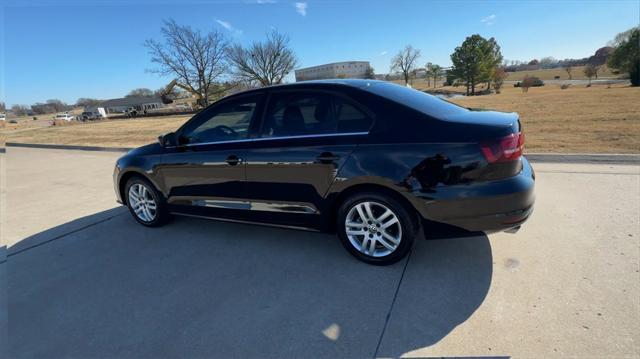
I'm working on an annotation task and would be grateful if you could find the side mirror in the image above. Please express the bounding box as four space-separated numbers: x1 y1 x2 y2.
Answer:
158 132 178 147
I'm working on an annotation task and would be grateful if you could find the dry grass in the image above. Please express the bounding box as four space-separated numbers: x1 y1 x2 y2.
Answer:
448 83 640 153
3 115 191 148
505 65 619 81
2 83 639 153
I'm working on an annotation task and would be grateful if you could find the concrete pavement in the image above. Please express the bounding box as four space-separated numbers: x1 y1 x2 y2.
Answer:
4 147 640 358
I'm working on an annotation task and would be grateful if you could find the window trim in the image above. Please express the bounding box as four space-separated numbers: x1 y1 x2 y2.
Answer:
181 131 369 148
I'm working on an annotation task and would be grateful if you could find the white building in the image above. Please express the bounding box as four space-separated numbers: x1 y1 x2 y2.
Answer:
295 61 371 81
99 96 165 114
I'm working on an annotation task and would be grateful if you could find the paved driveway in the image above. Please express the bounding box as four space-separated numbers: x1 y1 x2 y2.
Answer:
4 147 639 358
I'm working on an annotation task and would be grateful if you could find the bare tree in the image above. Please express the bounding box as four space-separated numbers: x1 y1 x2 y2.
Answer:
0 102 5 112
391 45 421 85
583 64 597 86
145 19 229 106
227 30 298 86
11 104 29 116
493 67 508 94
46 99 69 113
563 64 573 80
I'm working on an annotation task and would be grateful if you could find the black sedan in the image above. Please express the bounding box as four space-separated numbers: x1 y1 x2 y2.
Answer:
114 80 535 265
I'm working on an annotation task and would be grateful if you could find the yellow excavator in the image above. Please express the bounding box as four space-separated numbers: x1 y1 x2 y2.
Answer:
159 79 235 110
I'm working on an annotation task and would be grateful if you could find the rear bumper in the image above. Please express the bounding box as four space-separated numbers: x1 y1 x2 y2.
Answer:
417 156 535 233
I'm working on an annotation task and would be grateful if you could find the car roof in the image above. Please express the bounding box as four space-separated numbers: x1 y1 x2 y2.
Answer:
228 79 383 98
275 79 379 88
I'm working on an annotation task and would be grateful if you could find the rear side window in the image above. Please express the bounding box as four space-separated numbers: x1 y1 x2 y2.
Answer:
364 82 468 118
261 91 372 138
334 98 372 133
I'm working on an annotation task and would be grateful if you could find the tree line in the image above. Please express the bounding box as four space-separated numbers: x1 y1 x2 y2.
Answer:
389 26 638 95
8 99 74 117
390 34 505 96
6 25 637 115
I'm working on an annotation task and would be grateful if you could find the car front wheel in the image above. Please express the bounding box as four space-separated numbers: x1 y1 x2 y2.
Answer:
337 192 418 265
125 176 170 227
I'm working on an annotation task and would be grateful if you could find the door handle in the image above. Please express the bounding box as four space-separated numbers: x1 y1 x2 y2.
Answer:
317 152 340 163
226 155 243 166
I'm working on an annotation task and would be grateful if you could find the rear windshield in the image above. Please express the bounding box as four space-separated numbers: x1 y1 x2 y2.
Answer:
363 82 468 118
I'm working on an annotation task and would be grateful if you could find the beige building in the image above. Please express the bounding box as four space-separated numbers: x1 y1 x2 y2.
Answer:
295 61 370 81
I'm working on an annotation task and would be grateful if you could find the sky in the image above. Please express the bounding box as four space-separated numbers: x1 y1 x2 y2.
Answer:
1 0 639 107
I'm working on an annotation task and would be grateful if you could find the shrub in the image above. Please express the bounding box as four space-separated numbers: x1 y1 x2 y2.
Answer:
52 119 73 126
560 84 570 90
493 67 508 94
521 76 534 92
514 76 544 88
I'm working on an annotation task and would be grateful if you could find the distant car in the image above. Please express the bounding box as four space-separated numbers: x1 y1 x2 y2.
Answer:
125 108 139 117
54 113 75 122
80 111 103 121
174 104 192 111
0 113 5 121
114 80 535 265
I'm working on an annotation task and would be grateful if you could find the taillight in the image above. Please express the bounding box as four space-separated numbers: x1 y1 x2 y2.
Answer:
480 132 525 163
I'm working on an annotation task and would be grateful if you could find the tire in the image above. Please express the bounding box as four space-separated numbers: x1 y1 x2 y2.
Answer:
336 192 418 265
124 176 171 227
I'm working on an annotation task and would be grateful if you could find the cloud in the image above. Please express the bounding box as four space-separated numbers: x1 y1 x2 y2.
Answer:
379 51 388 56
480 14 496 26
294 2 307 16
215 19 243 36
251 0 277 3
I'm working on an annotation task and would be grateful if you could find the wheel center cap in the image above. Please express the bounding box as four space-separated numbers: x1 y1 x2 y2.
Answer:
369 225 377 233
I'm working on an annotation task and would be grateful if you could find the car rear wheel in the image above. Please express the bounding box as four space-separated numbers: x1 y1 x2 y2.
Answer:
125 176 170 227
337 192 418 265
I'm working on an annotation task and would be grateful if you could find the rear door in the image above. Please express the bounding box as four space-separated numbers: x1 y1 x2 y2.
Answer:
243 90 373 228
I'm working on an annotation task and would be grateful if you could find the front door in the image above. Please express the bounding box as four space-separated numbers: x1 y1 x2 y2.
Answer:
158 94 263 217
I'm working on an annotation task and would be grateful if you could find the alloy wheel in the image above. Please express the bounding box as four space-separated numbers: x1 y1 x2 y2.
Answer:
345 201 402 257
128 183 157 222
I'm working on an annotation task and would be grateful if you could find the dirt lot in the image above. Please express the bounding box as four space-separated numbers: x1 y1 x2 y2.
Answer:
2 83 639 153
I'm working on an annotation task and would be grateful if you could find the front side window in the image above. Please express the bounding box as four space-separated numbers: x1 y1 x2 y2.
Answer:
180 96 259 144
261 92 372 138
